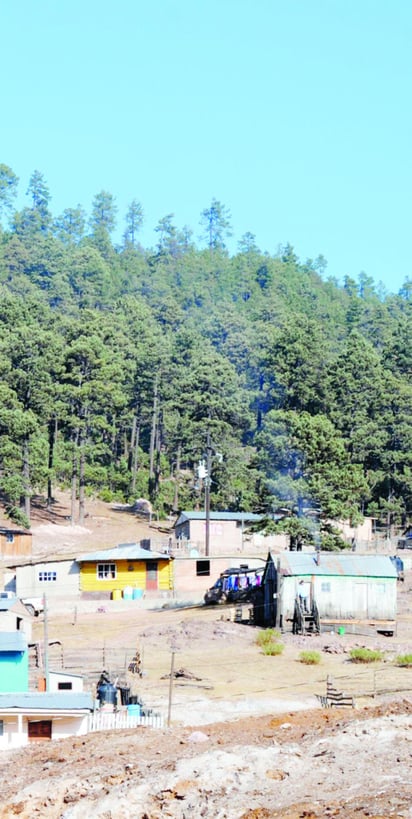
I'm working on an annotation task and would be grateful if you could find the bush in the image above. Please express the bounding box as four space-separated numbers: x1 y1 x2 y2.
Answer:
396 653 412 667
299 650 321 665
5 505 31 530
349 648 383 663
262 642 284 656
256 629 281 647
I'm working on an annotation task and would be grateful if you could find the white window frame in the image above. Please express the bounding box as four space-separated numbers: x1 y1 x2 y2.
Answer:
97 563 117 580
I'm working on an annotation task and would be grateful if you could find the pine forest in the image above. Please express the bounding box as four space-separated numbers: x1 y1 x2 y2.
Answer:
0 164 411 547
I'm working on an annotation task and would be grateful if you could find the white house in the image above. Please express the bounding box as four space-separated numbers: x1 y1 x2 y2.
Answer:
0 598 33 641
6 557 80 601
0 692 93 748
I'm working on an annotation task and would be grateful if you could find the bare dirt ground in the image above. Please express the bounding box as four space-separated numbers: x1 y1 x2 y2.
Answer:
1 495 412 818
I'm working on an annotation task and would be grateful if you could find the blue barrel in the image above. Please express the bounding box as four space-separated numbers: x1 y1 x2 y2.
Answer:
123 586 133 600
97 681 117 708
127 704 141 717
132 588 143 600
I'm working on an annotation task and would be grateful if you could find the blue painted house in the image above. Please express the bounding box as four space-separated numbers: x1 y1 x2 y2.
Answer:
0 632 28 692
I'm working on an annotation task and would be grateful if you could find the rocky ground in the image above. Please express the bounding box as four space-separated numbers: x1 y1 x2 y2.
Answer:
0 495 411 818
0 699 411 818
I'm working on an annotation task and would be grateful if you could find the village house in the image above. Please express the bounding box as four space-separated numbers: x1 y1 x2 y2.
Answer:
173 511 287 556
5 556 80 601
0 598 33 641
255 552 398 633
77 542 172 598
171 554 265 600
0 632 28 692
0 692 94 748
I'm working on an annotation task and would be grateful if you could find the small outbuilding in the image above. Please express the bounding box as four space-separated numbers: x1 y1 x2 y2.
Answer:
0 527 32 558
0 598 33 641
48 671 84 693
254 552 398 633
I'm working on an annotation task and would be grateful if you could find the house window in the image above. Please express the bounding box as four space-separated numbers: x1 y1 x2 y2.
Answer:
58 681 73 690
38 571 57 582
97 563 116 580
196 560 210 577
321 582 331 593
6 533 14 543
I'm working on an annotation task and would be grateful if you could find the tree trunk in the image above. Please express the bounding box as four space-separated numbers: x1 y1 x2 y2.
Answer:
79 439 85 526
70 429 79 525
131 421 140 495
173 440 182 512
154 410 162 497
21 434 31 523
149 377 159 481
47 417 57 510
128 416 137 470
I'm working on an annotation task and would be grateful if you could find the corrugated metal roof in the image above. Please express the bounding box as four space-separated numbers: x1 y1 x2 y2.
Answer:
275 552 397 578
0 632 27 652
175 512 267 526
77 542 170 562
0 692 93 710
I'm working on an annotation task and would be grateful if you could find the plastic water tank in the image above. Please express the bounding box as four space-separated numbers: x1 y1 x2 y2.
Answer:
127 703 141 717
132 588 143 600
97 681 117 708
123 586 133 600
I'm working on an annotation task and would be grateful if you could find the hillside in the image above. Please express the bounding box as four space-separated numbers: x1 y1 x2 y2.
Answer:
0 181 412 546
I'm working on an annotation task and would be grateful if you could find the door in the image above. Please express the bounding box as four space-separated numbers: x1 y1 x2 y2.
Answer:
354 583 368 618
28 720 52 741
146 561 158 591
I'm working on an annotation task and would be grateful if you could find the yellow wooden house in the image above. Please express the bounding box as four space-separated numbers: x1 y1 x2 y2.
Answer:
77 543 173 597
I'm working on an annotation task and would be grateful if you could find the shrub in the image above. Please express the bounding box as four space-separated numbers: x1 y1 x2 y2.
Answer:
299 650 321 665
349 648 383 663
5 505 31 530
256 629 281 647
262 642 284 656
396 653 412 667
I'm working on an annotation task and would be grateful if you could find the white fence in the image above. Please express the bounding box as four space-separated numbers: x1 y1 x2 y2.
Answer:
88 709 164 732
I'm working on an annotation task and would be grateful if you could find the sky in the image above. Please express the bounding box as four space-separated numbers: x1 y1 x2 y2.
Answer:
1 0 412 293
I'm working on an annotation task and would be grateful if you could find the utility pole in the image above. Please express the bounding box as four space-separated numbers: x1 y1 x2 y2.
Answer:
43 594 49 692
205 429 212 557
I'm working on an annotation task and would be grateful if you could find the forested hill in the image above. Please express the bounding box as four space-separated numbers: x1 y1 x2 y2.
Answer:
0 166 411 544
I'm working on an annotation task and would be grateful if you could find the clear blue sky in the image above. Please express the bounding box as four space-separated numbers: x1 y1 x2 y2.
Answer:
1 0 411 293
